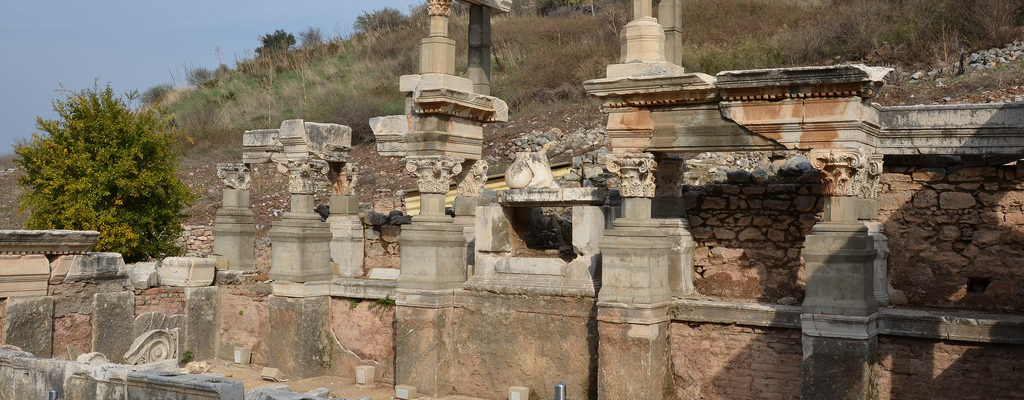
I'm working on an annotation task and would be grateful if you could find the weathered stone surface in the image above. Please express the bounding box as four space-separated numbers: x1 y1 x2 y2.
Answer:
53 312 92 360
0 255 49 298
63 252 128 283
367 268 400 280
127 261 159 289
0 229 99 255
126 370 244 400
158 257 216 287
3 296 53 357
269 212 332 283
801 335 877 400
269 296 331 378
329 298 394 385
92 291 134 363
218 288 271 365
505 152 559 190
123 328 179 365
185 287 220 361
938 191 976 209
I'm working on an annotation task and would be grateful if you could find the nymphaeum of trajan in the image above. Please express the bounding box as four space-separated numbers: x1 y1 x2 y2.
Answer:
284 159 329 195
406 156 464 194
607 153 658 198
809 148 883 198
456 160 489 197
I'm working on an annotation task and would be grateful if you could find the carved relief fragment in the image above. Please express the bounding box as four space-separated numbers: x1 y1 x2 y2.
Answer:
607 153 658 198
406 156 464 194
216 163 252 190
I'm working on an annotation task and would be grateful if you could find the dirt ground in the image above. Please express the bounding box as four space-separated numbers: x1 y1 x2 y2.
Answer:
203 359 393 399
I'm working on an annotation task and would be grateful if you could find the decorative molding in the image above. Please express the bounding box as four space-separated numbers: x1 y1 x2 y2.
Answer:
405 156 464 194
284 159 329 195
607 153 658 198
428 0 452 17
123 329 178 365
809 148 883 198
456 160 489 197
216 163 252 190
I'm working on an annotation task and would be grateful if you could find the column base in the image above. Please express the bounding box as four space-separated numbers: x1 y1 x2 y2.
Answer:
597 302 672 400
398 220 467 291
801 335 878 400
213 208 256 271
269 212 332 282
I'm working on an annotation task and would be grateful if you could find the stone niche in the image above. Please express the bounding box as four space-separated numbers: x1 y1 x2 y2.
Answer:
467 187 608 296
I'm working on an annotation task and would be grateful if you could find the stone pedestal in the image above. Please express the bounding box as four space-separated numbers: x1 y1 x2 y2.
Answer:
394 290 456 398
213 189 256 271
801 335 878 400
659 218 695 297
397 217 466 291
268 295 330 378
269 195 332 283
599 216 671 305
329 195 364 278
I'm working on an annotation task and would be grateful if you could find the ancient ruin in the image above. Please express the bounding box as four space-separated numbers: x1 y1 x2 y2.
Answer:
2 0 1024 399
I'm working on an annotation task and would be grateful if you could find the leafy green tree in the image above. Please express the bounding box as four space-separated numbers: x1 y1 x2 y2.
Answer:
14 85 194 262
256 29 296 56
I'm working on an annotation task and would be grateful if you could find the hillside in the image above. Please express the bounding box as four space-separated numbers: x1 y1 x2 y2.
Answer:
4 0 1024 230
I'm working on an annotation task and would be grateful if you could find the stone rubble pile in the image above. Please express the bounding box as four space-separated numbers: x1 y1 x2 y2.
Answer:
504 127 609 161
905 40 1024 82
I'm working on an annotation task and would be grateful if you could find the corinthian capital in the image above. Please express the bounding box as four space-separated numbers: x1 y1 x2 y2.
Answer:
428 0 452 17
406 156 464 194
216 163 252 190
456 160 489 198
285 159 328 195
809 148 883 198
607 152 658 198
329 162 359 196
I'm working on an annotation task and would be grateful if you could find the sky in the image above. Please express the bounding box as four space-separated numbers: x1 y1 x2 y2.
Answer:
0 0 423 155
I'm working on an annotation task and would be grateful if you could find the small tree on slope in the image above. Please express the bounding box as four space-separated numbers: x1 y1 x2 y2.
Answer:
14 85 194 262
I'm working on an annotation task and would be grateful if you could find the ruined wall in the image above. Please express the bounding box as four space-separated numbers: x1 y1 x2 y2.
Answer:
0 299 6 345
682 180 821 303
52 312 91 359
48 281 131 359
177 224 215 257
879 159 1024 312
670 322 802 400
218 285 271 364
328 298 395 383
877 336 1024 400
362 224 402 274
134 287 185 316
451 292 598 400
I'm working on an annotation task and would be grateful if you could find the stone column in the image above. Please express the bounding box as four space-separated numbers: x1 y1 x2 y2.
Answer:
800 148 883 400
468 5 492 95
421 0 456 75
597 152 673 400
607 0 684 79
213 163 256 271
454 160 488 269
268 159 332 282
395 155 466 398
657 0 683 66
327 162 364 278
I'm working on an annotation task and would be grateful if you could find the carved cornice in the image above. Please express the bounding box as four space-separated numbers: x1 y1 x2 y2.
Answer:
406 156 464 194
809 149 883 198
428 0 452 17
285 159 328 195
456 160 489 197
607 153 658 198
216 163 252 190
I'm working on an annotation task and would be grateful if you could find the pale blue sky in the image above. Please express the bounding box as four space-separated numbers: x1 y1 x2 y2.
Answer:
0 0 423 154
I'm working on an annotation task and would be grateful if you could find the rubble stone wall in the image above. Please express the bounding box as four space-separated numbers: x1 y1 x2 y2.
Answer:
877 336 1024 400
134 287 186 316
328 298 396 383
879 160 1024 312
177 224 215 257
669 322 802 400
362 224 402 274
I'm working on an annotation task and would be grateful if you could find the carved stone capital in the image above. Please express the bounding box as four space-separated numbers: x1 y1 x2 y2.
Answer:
607 153 658 198
456 160 488 197
654 155 684 198
406 156 464 194
809 149 883 198
329 162 359 196
216 163 251 190
284 159 329 195
428 0 452 17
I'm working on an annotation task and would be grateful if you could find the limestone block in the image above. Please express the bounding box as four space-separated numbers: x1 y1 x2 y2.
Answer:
127 261 159 289
185 287 220 361
268 296 331 379
802 222 877 317
475 205 511 253
158 257 216 287
398 222 467 290
242 128 282 164
329 214 364 278
599 219 672 305
0 229 99 255
214 198 256 271
355 365 375 385
269 212 332 283
368 268 401 280
126 370 244 400
49 254 76 284
400 73 474 94
658 219 696 297
509 386 530 400
572 206 606 254
395 384 418 400
62 252 127 283
369 115 410 157
278 119 352 163
597 315 672 400
800 335 877 400
3 296 53 357
0 255 49 298
92 291 135 363
261 367 285 382
234 346 252 365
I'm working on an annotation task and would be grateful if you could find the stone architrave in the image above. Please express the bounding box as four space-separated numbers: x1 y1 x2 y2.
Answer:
0 255 49 298
214 163 256 271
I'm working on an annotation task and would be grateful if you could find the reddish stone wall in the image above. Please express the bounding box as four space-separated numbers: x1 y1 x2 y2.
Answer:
363 225 401 274
670 322 802 400
877 336 1024 400
218 285 271 364
683 182 822 303
879 161 1024 312
51 313 91 359
134 288 185 316
328 297 396 383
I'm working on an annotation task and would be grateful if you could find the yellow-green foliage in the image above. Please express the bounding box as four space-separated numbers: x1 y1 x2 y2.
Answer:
15 86 194 262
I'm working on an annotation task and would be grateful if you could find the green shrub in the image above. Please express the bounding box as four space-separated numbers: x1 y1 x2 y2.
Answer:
140 83 174 107
14 85 194 262
353 8 408 33
256 29 296 57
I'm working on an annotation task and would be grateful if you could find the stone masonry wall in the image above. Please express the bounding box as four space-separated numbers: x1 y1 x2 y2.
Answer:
879 158 1024 312
134 287 186 316
218 285 271 365
670 322 802 400
177 224 215 257
329 297 396 384
877 336 1024 400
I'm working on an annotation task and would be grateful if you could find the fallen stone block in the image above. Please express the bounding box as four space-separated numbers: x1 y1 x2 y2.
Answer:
127 261 159 289
261 367 285 382
395 384 417 400
355 365 375 385
126 370 244 400
0 229 99 255
3 296 53 357
92 291 134 363
159 257 216 287
0 255 49 297
63 252 128 283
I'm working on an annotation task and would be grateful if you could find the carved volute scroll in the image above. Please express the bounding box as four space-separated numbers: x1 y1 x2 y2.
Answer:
809 148 883 198
284 159 329 195
216 163 252 191
123 329 178 365
456 160 489 197
607 152 658 198
406 156 464 194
